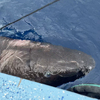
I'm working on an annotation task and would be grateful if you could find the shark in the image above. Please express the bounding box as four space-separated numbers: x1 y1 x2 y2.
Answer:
0 36 95 87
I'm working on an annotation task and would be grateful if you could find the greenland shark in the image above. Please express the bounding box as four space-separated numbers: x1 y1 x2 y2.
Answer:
0 36 95 86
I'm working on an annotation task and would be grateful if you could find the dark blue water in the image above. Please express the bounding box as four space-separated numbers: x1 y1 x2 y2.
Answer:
0 0 100 89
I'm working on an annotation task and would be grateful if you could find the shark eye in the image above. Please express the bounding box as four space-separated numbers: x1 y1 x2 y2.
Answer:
44 72 51 78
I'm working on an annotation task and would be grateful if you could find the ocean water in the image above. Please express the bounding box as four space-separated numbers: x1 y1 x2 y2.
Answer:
0 0 100 89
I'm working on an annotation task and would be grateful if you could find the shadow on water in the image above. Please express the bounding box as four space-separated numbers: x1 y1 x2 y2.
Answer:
0 27 44 42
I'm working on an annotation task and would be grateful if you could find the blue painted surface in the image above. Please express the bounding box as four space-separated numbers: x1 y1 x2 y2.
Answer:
0 73 97 100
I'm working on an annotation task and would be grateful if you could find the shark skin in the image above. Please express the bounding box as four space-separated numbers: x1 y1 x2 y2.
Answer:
0 36 95 86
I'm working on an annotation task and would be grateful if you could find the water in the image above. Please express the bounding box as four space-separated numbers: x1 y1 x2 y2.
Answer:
0 0 100 89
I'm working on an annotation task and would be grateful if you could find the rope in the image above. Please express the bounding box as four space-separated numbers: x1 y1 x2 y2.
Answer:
0 0 59 30
17 78 23 87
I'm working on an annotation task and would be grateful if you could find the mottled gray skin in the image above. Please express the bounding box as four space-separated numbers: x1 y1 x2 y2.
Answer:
0 36 95 86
